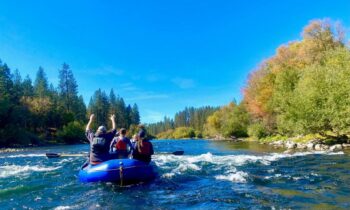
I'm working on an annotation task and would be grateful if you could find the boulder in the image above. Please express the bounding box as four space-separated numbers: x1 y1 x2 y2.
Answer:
314 144 323 151
321 145 329 150
307 142 315 150
296 143 307 150
342 143 350 148
283 149 294 154
285 141 297 150
329 144 343 152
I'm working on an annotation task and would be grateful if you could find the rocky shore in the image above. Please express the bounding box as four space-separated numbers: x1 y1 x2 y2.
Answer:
266 139 350 152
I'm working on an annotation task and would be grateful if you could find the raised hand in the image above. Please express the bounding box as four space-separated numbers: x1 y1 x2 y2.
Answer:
110 114 116 129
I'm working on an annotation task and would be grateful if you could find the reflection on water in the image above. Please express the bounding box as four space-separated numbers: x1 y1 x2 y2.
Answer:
209 140 286 153
0 140 349 209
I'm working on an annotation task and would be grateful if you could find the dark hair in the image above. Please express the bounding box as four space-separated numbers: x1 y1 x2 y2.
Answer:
120 128 127 135
138 129 146 138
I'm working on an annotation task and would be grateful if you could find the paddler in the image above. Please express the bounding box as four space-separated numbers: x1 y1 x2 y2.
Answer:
132 128 154 163
84 114 117 166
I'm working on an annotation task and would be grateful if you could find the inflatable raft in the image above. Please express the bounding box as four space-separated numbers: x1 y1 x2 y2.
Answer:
78 159 156 184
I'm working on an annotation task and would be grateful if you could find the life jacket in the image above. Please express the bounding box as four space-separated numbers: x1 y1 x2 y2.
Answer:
91 136 108 154
138 141 152 155
116 137 127 151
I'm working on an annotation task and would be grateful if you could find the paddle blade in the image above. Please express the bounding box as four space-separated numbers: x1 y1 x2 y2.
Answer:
46 153 61 158
172 151 184 155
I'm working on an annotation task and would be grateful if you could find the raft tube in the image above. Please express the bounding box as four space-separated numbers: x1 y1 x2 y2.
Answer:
79 159 156 184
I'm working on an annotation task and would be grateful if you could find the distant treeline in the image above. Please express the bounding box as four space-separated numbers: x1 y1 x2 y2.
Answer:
0 63 140 147
148 19 350 141
146 106 218 138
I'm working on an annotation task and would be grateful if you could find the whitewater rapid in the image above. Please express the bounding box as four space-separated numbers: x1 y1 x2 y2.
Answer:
153 150 343 183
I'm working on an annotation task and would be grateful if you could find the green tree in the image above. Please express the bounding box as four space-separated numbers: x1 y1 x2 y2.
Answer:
34 67 49 98
88 89 110 128
57 121 85 144
58 63 78 112
205 102 249 138
22 75 34 97
131 103 140 125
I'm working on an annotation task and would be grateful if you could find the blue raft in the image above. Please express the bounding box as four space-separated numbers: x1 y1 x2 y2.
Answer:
79 159 156 184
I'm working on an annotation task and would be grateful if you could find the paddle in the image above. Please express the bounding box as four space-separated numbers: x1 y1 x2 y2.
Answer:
46 150 184 158
158 151 184 156
46 153 86 158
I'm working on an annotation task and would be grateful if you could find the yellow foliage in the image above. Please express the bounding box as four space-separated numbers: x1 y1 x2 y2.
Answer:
21 96 53 115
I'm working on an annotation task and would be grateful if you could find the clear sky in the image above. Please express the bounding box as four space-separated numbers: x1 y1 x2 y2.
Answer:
0 1 349 123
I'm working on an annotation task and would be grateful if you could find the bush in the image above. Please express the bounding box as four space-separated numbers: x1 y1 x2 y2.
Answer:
195 130 203 138
0 125 38 147
248 122 268 139
157 129 175 139
57 121 85 144
173 127 195 139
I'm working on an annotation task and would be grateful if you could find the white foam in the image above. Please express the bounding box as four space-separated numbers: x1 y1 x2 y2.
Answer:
54 205 79 210
156 150 343 167
154 150 343 182
215 171 249 183
0 165 61 178
55 158 74 164
0 154 46 158
174 163 201 172
54 207 71 210
162 172 175 178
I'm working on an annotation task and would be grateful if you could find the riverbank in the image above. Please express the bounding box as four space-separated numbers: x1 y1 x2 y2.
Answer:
204 133 350 152
259 134 350 152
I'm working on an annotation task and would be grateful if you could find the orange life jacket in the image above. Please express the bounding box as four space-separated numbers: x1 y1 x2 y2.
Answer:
139 141 151 155
116 137 127 150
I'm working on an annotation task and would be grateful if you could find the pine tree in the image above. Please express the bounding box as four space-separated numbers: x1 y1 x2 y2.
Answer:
88 89 110 127
125 104 132 128
75 95 87 122
34 67 48 98
131 103 140 125
0 62 13 99
115 96 126 128
22 75 34 97
58 63 78 112
109 89 117 116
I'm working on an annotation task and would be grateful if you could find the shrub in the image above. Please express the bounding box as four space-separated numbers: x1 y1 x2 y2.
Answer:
57 121 85 144
247 122 268 139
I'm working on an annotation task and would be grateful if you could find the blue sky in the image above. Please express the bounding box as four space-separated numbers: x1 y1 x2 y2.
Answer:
0 1 349 123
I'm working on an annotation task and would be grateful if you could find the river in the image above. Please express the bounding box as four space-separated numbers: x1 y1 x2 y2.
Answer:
0 140 349 209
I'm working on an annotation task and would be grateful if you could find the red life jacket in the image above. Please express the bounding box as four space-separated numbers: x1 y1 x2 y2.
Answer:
116 137 127 150
139 141 151 155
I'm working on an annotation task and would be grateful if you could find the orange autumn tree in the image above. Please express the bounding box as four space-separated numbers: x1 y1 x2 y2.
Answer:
243 19 345 137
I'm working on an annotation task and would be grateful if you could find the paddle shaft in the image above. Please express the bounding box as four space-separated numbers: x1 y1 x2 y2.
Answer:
46 150 184 158
60 154 86 157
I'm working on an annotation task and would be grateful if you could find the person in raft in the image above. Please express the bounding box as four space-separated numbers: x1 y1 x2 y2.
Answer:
132 128 154 163
85 114 117 165
109 128 133 159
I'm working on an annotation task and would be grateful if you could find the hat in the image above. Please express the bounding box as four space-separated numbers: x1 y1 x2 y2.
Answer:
138 129 146 138
97 125 107 133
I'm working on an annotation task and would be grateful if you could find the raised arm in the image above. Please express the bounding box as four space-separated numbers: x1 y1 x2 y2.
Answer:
109 138 117 153
86 114 94 131
110 114 116 130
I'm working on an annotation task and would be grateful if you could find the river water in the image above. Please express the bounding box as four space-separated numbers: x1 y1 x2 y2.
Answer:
0 140 349 209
